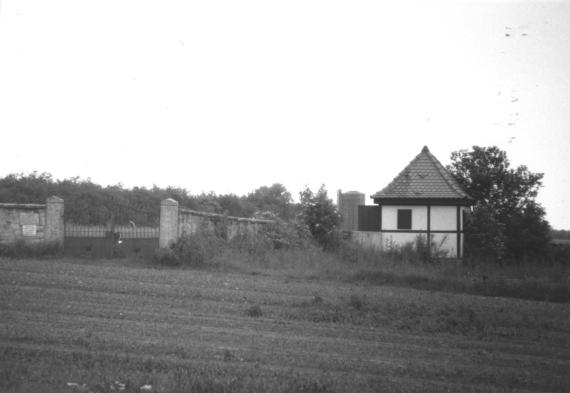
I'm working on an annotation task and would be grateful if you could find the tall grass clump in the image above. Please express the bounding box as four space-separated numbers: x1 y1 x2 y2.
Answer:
153 231 226 267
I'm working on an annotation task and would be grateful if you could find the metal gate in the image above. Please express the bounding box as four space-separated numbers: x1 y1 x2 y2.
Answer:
65 224 159 258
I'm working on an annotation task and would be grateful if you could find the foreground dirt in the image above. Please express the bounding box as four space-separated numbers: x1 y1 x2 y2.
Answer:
0 258 568 392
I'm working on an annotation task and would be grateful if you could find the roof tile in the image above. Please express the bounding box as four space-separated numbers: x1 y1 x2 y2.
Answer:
372 146 472 200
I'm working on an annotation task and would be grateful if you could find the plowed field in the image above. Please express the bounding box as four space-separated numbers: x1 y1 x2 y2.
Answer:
1 258 568 392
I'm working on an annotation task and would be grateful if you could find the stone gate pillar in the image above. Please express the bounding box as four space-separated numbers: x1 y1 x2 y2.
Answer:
45 196 64 245
159 198 179 248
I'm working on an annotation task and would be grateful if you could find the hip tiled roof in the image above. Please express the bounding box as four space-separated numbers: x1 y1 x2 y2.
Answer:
372 146 472 201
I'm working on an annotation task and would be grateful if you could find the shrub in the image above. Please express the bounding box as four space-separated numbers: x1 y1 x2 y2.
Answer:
435 305 484 335
348 294 365 310
252 211 311 250
222 214 313 266
152 247 181 266
298 185 341 250
172 232 226 267
153 214 312 269
153 232 226 268
245 304 263 317
379 235 449 264
548 242 570 265
311 294 323 305
223 349 234 361
0 240 62 259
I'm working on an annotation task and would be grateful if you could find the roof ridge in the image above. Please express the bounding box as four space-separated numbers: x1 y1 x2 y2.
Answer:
376 149 425 195
424 149 467 198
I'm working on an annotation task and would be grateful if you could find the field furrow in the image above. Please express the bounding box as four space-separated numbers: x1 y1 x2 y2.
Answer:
1 258 568 392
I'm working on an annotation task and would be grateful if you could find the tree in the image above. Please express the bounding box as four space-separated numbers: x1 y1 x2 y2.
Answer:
0 172 56 203
298 185 341 249
247 183 293 220
216 193 255 217
447 146 550 262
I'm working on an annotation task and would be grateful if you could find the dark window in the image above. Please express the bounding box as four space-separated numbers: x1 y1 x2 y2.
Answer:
397 209 412 230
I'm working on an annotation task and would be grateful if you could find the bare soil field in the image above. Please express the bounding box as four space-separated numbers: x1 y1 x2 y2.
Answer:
0 258 568 392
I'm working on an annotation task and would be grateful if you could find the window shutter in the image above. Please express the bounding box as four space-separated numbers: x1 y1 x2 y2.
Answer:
397 209 412 230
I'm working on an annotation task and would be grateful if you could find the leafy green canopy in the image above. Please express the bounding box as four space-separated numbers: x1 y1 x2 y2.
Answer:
246 183 293 220
0 172 294 225
298 185 341 249
447 146 550 261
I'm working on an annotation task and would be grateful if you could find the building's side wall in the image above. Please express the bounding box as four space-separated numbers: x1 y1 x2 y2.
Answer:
351 231 383 250
358 205 380 231
430 206 457 231
431 233 457 257
383 232 424 248
381 205 427 230
374 204 463 257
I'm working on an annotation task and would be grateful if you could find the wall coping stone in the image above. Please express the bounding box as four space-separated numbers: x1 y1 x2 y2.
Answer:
161 198 179 206
178 208 274 224
47 195 64 203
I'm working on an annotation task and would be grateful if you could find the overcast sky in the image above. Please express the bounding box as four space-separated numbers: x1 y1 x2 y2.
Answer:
1 1 569 228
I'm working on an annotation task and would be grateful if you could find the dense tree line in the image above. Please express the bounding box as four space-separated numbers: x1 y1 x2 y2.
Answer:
0 172 295 226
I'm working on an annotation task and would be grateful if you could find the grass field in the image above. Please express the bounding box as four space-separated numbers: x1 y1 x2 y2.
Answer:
1 257 569 393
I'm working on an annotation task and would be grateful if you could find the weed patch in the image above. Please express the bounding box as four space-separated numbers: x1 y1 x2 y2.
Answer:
245 304 263 318
152 228 568 303
350 267 569 303
153 232 225 268
0 240 62 259
434 305 484 335
348 294 366 310
472 279 569 303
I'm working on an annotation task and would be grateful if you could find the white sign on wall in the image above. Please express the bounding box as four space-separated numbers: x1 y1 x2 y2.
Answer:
22 225 37 236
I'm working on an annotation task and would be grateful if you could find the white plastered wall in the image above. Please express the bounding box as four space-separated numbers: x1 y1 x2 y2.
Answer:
383 232 424 249
381 206 427 230
375 204 468 257
351 231 383 250
430 206 457 231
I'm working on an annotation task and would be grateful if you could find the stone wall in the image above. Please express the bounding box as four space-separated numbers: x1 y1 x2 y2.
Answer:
1 196 271 251
0 196 64 245
159 198 274 248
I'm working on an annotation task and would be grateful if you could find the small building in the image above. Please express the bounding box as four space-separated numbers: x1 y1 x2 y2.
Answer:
358 146 472 257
